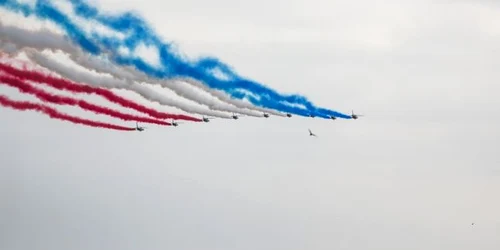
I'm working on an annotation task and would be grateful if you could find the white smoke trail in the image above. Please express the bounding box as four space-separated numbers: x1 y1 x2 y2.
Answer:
45 2 287 118
117 57 286 117
67 52 267 117
0 22 280 117
116 67 265 117
22 49 232 119
69 52 260 118
0 40 17 54
0 20 78 54
181 77 286 117
0 23 233 118
69 51 264 117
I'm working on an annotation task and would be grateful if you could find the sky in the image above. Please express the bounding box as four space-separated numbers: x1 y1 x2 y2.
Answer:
1 0 500 249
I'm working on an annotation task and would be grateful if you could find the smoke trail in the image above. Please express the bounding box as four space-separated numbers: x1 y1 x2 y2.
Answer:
0 94 136 131
180 77 286 117
116 62 284 117
0 22 274 117
0 0 351 119
0 3 324 118
65 0 331 113
0 59 201 122
69 49 265 118
0 72 172 126
22 49 232 119
68 0 352 119
0 40 17 54
118 67 265 118
65 45 285 117
0 19 78 54
64 49 264 117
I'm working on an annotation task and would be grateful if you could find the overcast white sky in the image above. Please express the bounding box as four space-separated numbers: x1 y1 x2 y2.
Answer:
1 0 500 249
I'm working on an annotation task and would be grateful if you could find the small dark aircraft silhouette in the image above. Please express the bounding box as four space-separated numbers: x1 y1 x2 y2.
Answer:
308 129 317 137
351 110 364 119
231 113 247 119
202 116 214 122
171 119 184 126
135 122 146 131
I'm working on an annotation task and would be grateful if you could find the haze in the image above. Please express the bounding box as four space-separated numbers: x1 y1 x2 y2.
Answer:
1 0 499 249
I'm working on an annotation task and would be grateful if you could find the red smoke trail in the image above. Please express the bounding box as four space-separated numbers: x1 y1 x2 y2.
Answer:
0 61 202 122
0 74 172 126
0 95 136 131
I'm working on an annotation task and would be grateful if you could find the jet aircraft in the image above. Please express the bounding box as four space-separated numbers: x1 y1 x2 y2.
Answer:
231 113 246 119
202 116 214 122
171 119 184 126
135 122 146 131
351 110 364 119
308 129 317 137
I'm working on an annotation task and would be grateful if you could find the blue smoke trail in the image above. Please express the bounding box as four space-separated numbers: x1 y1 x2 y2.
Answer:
69 0 350 119
0 0 351 119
